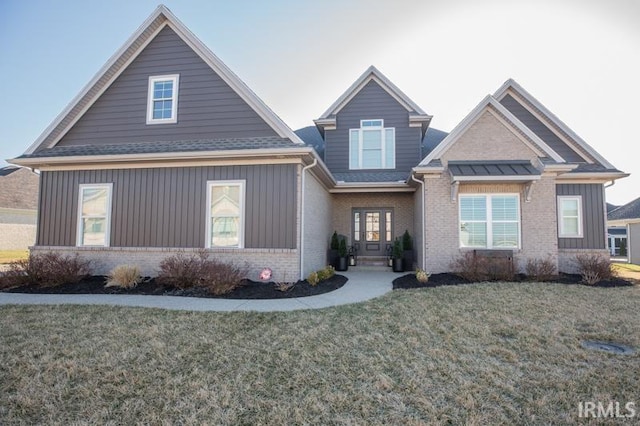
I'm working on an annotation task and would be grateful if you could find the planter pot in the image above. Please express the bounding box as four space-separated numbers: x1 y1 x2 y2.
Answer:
336 257 349 271
392 257 404 273
403 250 414 271
327 249 339 268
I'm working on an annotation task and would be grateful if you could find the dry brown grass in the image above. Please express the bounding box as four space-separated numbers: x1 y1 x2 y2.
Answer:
1 282 639 424
104 264 142 289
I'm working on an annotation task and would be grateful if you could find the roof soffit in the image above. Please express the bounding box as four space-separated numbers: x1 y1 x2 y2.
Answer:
24 5 304 155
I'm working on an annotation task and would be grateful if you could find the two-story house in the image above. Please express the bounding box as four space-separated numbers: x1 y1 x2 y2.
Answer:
10 5 627 280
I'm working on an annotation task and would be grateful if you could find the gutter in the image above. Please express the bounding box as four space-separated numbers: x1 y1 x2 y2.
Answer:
410 172 426 271
299 158 318 280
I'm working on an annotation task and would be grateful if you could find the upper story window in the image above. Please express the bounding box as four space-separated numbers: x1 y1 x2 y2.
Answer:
77 183 113 247
146 74 179 124
459 194 521 249
558 196 583 238
349 119 395 169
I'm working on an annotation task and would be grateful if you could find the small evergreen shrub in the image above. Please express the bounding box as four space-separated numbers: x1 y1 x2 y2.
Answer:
105 264 142 289
0 252 91 289
317 265 335 281
330 231 340 250
575 253 612 285
307 271 319 286
402 230 413 251
525 257 557 282
415 268 430 283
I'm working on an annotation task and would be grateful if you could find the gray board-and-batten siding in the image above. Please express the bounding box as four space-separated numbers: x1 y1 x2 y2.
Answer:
52 26 278 149
323 80 423 174
556 183 606 249
37 165 297 249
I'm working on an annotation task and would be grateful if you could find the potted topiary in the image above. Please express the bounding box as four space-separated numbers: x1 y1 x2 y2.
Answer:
336 237 349 271
392 238 404 272
328 231 339 267
402 230 414 271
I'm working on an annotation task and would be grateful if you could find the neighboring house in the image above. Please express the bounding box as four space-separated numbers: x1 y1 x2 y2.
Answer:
0 166 39 250
608 198 640 264
9 5 628 279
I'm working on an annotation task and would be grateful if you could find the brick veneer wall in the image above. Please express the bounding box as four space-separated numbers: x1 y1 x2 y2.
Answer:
331 192 415 247
31 246 299 280
302 172 332 277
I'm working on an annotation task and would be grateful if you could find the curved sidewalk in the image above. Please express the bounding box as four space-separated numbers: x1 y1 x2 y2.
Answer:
0 270 393 312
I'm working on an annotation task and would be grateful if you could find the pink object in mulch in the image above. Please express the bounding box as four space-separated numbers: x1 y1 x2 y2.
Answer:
259 268 272 281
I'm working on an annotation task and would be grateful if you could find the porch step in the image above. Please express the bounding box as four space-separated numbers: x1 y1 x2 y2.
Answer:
355 256 389 267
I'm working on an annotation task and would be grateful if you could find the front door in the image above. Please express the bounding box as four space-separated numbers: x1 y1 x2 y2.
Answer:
352 208 393 257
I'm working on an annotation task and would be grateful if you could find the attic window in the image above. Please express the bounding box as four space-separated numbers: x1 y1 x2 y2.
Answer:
349 119 395 169
146 75 179 124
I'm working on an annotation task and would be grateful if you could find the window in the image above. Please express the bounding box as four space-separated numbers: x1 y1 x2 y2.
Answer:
206 181 245 248
459 194 520 249
349 119 395 169
558 196 583 238
77 184 112 247
146 75 179 124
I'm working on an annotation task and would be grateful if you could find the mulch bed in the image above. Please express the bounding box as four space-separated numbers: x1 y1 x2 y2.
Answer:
393 273 635 290
2 275 348 300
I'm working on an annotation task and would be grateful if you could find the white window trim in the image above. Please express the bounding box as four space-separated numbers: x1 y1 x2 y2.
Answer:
557 195 583 238
349 119 395 170
76 183 113 247
458 193 521 249
205 180 246 249
146 74 179 124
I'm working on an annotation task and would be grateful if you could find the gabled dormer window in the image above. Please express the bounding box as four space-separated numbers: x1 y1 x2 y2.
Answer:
349 119 395 169
146 75 179 124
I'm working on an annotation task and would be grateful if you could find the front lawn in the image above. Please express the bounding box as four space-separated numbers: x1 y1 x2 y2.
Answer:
1 282 638 424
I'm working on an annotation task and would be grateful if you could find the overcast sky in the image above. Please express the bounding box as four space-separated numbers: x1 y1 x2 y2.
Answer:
1 0 638 205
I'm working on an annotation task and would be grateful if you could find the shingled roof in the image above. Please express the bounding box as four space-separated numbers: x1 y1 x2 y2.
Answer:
608 197 640 221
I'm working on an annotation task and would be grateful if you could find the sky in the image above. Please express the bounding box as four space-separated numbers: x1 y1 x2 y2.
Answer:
1 0 638 205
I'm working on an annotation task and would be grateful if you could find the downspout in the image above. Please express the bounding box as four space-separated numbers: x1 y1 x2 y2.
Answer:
300 158 318 280
410 172 426 270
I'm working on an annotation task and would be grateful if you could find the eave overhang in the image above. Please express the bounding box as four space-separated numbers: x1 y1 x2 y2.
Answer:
330 181 414 193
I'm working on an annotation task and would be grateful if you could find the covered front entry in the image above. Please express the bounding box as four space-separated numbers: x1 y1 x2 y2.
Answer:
352 208 393 256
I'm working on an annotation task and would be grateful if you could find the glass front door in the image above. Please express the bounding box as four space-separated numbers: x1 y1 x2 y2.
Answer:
352 208 393 256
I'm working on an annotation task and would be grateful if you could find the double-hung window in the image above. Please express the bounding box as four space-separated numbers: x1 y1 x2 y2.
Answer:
206 181 245 248
349 119 395 169
147 74 179 124
459 194 520 249
557 196 583 238
77 184 113 247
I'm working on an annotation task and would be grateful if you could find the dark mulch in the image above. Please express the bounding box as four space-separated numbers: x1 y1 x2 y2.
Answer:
393 272 635 290
2 275 348 300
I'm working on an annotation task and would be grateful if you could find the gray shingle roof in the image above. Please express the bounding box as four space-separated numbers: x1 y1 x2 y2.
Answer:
18 137 298 159
0 166 20 177
333 172 409 183
608 197 640 221
569 163 623 173
448 161 540 177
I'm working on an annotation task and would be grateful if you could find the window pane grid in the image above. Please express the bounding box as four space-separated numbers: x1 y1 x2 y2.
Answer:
459 194 520 249
78 185 111 247
349 120 395 170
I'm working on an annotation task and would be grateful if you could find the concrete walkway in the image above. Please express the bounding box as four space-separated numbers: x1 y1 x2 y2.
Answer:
0 270 394 312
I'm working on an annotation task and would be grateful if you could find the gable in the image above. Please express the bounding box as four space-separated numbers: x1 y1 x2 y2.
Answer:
338 80 410 122
55 26 278 148
499 94 586 162
441 110 540 164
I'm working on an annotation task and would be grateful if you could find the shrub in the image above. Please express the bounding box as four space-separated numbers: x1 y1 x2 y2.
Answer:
157 251 248 295
330 231 340 250
525 257 557 281
575 253 612 285
415 268 430 283
338 238 348 257
275 282 295 292
307 271 319 286
402 230 413 251
105 264 142 289
316 265 335 281
0 252 91 289
449 251 514 282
